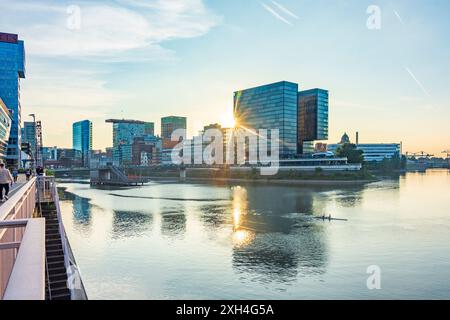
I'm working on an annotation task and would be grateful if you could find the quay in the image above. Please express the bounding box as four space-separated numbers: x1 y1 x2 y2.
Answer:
0 176 87 300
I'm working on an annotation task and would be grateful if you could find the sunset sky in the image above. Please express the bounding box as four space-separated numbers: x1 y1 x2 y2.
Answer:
1 0 449 155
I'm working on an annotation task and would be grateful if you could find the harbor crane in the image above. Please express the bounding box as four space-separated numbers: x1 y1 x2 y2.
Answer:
442 150 450 159
406 151 434 159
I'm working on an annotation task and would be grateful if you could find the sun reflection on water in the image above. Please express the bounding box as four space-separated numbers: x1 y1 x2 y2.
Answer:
231 186 255 247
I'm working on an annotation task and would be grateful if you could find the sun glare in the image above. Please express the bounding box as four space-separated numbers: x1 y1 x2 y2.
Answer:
220 112 237 128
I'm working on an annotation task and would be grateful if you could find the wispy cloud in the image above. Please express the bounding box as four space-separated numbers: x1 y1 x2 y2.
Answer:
0 0 222 60
404 67 431 97
270 0 299 20
0 0 222 149
393 9 404 25
261 2 293 26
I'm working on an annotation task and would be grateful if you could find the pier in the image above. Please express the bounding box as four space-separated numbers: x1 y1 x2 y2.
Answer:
0 176 87 300
90 165 149 186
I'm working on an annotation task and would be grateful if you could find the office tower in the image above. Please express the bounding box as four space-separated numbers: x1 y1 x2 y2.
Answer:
0 98 12 162
0 32 26 168
298 89 329 154
106 119 155 166
73 120 93 167
161 116 187 139
23 121 36 155
234 81 298 158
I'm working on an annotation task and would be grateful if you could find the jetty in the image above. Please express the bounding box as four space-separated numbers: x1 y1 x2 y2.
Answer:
90 165 149 186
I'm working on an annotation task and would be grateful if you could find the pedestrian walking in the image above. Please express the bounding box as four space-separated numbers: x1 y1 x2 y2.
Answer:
0 163 14 202
25 168 32 181
12 168 18 183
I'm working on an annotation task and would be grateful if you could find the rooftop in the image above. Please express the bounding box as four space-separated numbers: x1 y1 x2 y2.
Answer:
106 119 148 125
0 32 18 44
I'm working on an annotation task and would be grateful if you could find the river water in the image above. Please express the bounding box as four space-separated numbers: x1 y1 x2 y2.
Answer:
58 169 450 299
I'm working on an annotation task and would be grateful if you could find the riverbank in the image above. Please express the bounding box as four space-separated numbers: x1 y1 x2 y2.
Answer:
145 176 378 186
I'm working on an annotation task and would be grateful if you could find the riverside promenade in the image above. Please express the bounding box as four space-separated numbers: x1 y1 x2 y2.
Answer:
0 176 86 300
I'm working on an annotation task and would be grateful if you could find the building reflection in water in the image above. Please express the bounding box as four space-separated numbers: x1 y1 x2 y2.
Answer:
60 189 92 234
227 185 329 285
73 196 91 226
160 206 187 238
112 210 153 239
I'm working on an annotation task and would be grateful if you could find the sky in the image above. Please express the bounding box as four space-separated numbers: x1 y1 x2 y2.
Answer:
0 0 449 155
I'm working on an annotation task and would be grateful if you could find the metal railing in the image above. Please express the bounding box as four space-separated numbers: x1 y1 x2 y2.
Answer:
39 176 87 300
0 178 43 299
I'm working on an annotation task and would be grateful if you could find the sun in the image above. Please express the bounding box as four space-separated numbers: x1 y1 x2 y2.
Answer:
220 111 237 129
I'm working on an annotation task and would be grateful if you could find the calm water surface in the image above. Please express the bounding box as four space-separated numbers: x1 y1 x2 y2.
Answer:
58 169 450 299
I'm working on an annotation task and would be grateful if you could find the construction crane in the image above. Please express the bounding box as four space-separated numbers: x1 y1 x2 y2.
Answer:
411 151 434 159
405 151 434 159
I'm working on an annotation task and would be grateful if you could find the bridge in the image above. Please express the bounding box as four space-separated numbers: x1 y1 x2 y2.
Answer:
0 176 87 300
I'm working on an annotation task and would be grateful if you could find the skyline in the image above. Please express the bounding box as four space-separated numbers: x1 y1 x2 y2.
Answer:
0 0 449 155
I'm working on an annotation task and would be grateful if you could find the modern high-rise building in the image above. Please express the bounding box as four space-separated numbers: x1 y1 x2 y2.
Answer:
298 88 329 154
73 120 93 167
161 116 187 139
233 81 298 158
106 119 155 166
0 98 12 163
23 121 36 153
0 32 26 168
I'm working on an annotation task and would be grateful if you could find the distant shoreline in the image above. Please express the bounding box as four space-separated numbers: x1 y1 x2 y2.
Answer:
145 176 378 186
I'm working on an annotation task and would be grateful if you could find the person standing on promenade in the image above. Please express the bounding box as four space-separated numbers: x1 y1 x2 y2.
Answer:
0 163 14 202
12 168 18 182
25 168 31 181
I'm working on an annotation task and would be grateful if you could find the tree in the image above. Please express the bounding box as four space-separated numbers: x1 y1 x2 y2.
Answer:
336 143 364 164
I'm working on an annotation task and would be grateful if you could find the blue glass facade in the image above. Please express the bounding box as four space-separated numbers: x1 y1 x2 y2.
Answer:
73 120 93 167
23 121 36 151
298 89 329 154
234 81 298 158
0 33 26 168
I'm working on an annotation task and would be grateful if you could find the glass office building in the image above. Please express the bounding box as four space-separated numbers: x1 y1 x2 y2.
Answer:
73 120 93 166
328 143 401 162
234 81 298 158
298 89 329 154
0 32 26 168
106 119 155 166
23 121 36 154
161 116 187 139
0 98 12 163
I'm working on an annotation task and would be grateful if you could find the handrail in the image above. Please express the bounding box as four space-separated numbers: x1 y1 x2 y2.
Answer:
0 219 29 228
42 176 87 300
36 192 51 300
